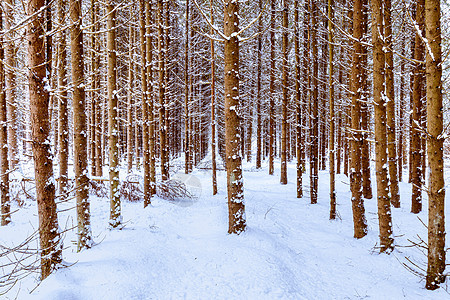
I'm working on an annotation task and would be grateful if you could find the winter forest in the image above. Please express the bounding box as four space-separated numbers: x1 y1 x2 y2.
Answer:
0 0 450 298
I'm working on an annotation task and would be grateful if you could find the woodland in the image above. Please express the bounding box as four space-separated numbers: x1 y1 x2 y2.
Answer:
0 0 449 298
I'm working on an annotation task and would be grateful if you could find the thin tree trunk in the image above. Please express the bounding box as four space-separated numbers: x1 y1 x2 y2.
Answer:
384 0 400 208
147 1 156 194
350 0 367 238
411 0 425 214
371 0 393 252
107 0 121 227
295 0 304 198
0 9 10 226
28 0 62 278
256 0 262 170
328 0 336 220
425 0 446 289
127 6 134 173
5 0 18 170
184 0 191 174
210 1 217 195
280 0 289 185
224 0 246 234
70 0 92 250
310 1 319 204
268 0 275 176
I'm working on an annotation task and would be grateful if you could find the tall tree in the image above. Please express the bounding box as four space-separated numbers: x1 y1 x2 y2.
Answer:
107 0 121 227
268 0 275 176
310 1 319 204
328 0 336 219
384 0 400 208
224 0 246 234
70 0 92 250
295 0 303 198
58 0 69 194
0 7 10 226
350 0 367 238
371 0 393 252
280 0 289 185
127 7 134 173
28 0 62 278
255 0 262 170
425 0 446 289
411 0 425 214
210 1 217 195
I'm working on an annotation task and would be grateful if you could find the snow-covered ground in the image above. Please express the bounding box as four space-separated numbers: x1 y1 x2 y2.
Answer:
1 157 449 299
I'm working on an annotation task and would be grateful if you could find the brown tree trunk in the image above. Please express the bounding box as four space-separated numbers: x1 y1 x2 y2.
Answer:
425 0 446 289
295 0 304 198
268 0 275 176
411 0 425 214
147 1 156 194
210 1 217 195
28 0 62 278
107 0 121 227
140 0 151 207
6 0 18 170
127 7 134 173
158 0 169 181
224 0 246 234
310 1 319 204
384 0 400 208
328 0 336 220
350 0 367 238
70 0 92 250
256 0 262 170
371 0 393 252
0 9 10 226
280 0 289 185
184 0 191 174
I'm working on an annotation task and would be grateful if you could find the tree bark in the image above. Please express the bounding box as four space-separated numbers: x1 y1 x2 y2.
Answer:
0 8 10 226
256 0 262 170
280 0 289 185
268 0 275 176
224 0 246 234
425 0 446 289
28 0 62 278
70 0 92 250
107 0 121 227
310 1 319 204
411 0 425 214
384 0 400 208
328 0 336 220
371 0 393 252
210 1 217 195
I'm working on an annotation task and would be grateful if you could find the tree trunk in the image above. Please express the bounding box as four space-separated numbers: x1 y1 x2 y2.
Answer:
224 0 246 234
6 0 18 170
268 0 275 176
384 0 399 208
70 0 92 250
328 0 336 220
295 0 304 198
310 1 319 204
411 0 425 214
371 0 393 252
350 0 367 238
256 0 262 170
28 0 62 278
147 1 156 194
425 0 446 289
107 0 121 227
127 6 134 173
280 0 289 185
0 9 10 226
210 1 217 195
184 0 191 174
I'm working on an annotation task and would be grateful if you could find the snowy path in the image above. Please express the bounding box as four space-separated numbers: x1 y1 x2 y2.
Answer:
4 160 450 299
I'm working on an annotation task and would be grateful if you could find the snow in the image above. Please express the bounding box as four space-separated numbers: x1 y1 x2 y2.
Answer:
1 157 449 299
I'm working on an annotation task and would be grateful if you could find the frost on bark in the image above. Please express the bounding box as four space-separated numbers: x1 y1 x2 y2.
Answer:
140 0 151 207
268 0 275 176
28 0 62 278
371 0 393 252
127 6 134 173
147 1 156 195
280 0 289 185
424 0 446 290
328 0 336 220
411 0 425 214
5 0 18 170
255 0 262 170
350 0 367 238
107 0 121 227
310 1 319 204
184 0 191 174
384 0 400 208
57 0 68 194
224 0 246 234
0 9 10 226
70 0 92 251
295 0 304 198
158 0 169 181
210 1 217 195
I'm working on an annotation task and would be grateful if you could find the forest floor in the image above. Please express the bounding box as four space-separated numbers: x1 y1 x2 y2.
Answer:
1 156 450 299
